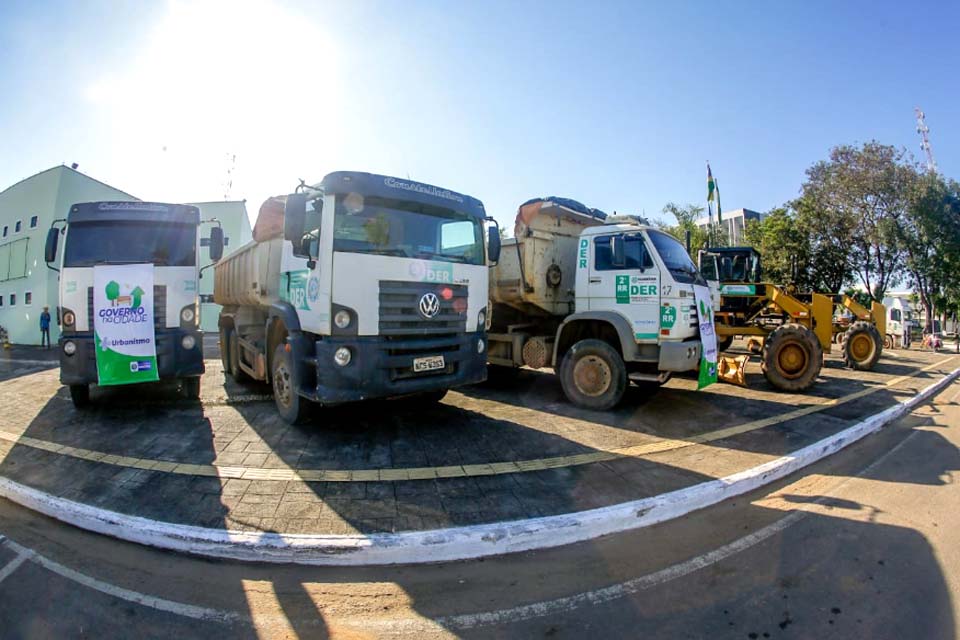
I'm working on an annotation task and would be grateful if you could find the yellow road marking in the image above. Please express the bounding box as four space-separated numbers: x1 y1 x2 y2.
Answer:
0 358 954 482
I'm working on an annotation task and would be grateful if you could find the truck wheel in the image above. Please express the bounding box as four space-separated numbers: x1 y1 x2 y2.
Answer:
761 323 822 392
69 384 90 408
272 344 309 425
418 389 448 403
843 321 883 370
559 339 627 411
229 333 250 383
717 335 734 352
883 334 894 350
219 327 232 373
181 377 201 400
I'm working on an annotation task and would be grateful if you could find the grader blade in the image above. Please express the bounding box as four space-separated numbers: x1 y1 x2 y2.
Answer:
718 355 749 386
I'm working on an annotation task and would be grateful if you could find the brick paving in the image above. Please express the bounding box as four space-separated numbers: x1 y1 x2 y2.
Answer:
0 345 954 535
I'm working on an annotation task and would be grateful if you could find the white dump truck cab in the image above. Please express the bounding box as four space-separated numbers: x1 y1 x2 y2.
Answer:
215 171 500 424
44 201 224 407
489 199 705 410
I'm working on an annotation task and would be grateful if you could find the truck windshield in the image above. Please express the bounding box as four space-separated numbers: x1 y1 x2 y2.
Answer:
63 221 197 267
647 229 705 285
333 196 484 265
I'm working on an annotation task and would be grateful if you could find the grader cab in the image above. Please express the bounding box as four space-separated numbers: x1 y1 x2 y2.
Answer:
699 247 885 392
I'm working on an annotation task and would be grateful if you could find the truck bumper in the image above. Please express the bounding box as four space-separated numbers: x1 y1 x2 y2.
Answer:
58 329 205 386
305 333 488 405
658 339 703 372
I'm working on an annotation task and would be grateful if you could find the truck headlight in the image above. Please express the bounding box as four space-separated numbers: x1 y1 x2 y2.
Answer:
63 311 75 327
63 340 76 356
334 347 352 366
180 306 196 324
181 335 196 350
477 309 486 329
334 310 351 329
477 338 485 354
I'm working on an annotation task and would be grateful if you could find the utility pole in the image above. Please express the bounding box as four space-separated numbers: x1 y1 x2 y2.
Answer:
914 107 938 174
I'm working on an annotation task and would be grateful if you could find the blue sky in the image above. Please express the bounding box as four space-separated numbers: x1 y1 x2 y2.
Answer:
0 0 956 230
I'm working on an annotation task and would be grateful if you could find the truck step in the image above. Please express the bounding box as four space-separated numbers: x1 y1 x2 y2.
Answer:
628 371 671 384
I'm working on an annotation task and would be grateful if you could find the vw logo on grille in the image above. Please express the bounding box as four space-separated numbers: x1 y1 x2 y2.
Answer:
419 292 441 319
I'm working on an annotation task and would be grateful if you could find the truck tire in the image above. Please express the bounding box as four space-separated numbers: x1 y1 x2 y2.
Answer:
181 377 201 400
761 323 822 392
417 389 448 403
272 344 309 425
842 321 883 370
717 335 734 352
219 327 232 373
559 339 627 411
69 384 90 408
229 333 250 383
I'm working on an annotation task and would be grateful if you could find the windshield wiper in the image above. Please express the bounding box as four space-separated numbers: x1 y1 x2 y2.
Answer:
413 251 469 263
349 247 410 257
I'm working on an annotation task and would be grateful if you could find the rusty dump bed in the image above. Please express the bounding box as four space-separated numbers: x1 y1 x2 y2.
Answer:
213 196 287 308
490 198 605 318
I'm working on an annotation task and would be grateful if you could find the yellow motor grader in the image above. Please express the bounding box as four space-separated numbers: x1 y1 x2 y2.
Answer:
698 247 885 391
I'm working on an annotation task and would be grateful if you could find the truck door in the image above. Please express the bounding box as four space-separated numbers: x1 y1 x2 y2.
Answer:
698 251 721 310
587 233 661 341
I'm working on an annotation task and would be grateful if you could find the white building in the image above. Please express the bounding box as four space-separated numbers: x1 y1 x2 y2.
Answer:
0 165 250 344
695 208 765 246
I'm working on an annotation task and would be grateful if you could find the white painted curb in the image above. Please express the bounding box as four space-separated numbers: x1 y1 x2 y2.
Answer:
1 367 957 566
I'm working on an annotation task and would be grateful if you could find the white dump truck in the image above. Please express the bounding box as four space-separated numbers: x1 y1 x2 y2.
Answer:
44 201 224 407
488 198 708 410
214 171 500 424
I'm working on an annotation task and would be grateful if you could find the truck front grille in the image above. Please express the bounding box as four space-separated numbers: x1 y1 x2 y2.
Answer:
378 280 467 337
377 280 469 380
87 285 167 330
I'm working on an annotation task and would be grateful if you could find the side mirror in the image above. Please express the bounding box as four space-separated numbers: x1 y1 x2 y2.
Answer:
487 226 501 264
44 227 59 263
208 226 224 262
284 193 307 248
611 235 626 267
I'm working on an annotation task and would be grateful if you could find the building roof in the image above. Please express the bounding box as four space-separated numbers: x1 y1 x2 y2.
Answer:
0 165 138 200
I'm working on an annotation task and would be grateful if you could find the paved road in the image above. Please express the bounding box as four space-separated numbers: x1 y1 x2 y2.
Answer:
0 346 952 538
0 378 957 638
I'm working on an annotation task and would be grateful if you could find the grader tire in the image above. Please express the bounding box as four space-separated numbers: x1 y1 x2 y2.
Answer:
842 321 883 371
761 323 823 392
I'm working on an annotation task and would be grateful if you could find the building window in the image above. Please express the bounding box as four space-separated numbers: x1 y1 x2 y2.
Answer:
29 216 38 228
14 220 21 233
2 226 6 238
9 293 15 306
0 295 4 307
24 292 32 306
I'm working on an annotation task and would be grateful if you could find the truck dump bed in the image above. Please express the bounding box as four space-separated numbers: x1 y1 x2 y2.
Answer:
213 196 285 308
490 198 605 318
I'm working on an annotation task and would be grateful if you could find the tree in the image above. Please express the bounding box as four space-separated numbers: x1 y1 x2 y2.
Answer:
895 174 960 332
105 280 120 303
792 192 854 293
657 202 715 259
797 142 914 301
743 207 814 288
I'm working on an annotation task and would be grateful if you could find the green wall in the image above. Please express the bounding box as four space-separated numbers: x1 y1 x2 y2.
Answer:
0 166 136 345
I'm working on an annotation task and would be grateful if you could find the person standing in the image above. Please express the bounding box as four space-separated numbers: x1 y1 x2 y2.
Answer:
40 306 51 349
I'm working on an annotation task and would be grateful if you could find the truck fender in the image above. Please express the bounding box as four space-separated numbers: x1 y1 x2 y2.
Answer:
552 312 637 367
267 302 302 333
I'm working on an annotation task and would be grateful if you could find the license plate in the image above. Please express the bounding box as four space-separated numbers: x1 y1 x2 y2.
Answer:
413 355 445 373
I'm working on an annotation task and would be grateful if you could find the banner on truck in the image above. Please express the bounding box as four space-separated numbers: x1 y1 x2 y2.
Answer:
693 284 718 389
93 264 159 386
